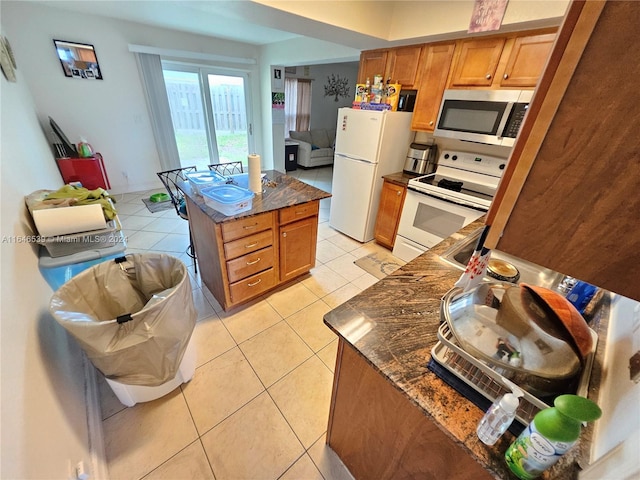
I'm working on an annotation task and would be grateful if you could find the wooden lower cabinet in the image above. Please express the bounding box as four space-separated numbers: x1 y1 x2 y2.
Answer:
186 198 320 310
374 179 406 249
327 340 493 480
279 216 317 282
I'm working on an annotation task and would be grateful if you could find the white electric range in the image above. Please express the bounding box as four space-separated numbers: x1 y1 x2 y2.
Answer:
392 150 508 262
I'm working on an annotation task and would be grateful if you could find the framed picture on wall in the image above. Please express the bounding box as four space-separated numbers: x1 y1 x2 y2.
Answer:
53 39 103 80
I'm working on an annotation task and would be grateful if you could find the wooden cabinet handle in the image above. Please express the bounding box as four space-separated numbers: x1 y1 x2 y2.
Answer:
503 73 509 79
282 232 287 237
246 257 261 265
485 74 492 80
296 210 305 215
243 224 258 230
396 190 401 196
245 241 259 248
247 278 262 287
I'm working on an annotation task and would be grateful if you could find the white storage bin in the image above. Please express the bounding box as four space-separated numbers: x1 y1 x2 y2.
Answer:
105 336 196 407
186 171 226 195
202 184 254 216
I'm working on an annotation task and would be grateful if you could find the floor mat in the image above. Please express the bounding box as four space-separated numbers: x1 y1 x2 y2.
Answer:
141 197 174 214
354 250 406 280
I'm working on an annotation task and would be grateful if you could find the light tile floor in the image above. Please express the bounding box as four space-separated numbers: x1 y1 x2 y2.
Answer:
100 166 392 479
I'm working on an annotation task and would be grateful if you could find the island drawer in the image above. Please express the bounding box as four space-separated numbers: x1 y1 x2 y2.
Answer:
229 268 277 303
221 212 274 242
226 246 275 283
223 229 274 260
279 201 319 225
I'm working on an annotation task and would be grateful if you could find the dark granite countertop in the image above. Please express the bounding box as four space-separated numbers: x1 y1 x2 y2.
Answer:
323 219 608 479
382 171 420 187
178 170 331 224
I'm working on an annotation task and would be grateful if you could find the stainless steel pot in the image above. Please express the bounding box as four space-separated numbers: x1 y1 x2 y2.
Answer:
403 143 437 175
439 282 594 396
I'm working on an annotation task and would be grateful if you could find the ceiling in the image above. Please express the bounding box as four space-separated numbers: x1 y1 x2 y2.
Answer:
34 0 406 49
33 1 568 60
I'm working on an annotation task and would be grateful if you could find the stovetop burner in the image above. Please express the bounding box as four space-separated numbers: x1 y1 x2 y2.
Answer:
437 178 463 192
407 150 509 210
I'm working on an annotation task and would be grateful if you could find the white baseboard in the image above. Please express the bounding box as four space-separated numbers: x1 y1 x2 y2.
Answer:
84 355 109 480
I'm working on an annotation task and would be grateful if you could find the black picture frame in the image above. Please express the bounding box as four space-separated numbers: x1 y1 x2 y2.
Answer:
53 39 103 80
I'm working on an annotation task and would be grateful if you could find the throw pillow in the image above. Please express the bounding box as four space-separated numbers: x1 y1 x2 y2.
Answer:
310 129 330 148
289 130 312 144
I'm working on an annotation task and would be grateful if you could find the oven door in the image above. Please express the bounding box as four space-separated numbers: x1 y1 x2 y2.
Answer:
394 189 485 258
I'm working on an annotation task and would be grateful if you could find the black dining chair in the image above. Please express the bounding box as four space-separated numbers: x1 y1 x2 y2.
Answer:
156 166 198 273
208 161 244 177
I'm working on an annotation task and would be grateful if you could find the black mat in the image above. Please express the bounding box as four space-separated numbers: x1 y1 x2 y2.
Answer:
427 357 526 436
141 197 173 214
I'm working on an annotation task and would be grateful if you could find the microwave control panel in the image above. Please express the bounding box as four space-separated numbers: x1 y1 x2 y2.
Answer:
504 103 529 138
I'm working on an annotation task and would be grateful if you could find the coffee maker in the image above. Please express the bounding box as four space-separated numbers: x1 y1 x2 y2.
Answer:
403 143 438 175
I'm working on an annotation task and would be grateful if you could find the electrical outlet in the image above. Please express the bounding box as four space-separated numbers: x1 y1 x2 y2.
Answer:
75 460 90 480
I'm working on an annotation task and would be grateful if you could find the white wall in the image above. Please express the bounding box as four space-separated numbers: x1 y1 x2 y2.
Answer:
0 31 93 479
2 1 262 194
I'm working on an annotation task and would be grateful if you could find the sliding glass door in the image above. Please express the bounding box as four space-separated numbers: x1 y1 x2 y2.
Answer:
162 64 252 170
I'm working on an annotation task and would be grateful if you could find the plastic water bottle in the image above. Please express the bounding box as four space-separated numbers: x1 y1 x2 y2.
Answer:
477 381 524 445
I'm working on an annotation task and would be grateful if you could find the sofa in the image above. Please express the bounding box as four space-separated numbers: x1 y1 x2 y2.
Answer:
288 129 336 168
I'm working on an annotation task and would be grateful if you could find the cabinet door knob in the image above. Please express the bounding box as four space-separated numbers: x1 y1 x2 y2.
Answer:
282 232 287 237
503 73 509 79
429 121 434 126
485 74 492 80
396 190 402 196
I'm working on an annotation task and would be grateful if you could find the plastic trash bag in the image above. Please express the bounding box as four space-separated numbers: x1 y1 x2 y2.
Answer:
50 253 196 386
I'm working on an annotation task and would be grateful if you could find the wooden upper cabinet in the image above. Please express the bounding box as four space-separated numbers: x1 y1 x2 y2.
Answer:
386 45 422 88
411 42 456 131
450 37 505 87
358 50 389 84
499 33 556 87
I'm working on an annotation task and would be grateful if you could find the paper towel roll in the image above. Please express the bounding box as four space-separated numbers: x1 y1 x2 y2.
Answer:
248 154 262 195
32 204 107 237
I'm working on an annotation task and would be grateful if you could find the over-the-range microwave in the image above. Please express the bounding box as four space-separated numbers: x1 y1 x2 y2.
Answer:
434 89 533 147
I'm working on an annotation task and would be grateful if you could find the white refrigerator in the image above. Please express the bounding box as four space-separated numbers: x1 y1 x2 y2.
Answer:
329 108 413 242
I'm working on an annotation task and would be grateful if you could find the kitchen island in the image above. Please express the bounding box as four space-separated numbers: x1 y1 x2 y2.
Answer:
179 170 330 311
323 219 608 479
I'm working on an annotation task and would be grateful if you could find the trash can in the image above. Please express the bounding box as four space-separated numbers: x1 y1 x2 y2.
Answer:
38 233 127 290
50 253 197 406
285 141 299 171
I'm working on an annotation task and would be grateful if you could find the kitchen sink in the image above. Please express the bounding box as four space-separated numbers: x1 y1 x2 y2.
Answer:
440 227 567 290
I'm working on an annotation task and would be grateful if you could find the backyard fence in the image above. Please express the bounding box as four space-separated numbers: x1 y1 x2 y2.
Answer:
165 81 247 133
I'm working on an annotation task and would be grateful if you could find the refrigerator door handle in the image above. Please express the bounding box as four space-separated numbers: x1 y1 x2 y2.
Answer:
335 153 374 164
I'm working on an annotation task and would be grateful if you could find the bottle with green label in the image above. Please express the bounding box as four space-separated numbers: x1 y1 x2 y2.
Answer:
505 394 601 479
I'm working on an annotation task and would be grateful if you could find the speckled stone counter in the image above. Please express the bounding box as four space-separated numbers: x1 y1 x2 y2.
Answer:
178 170 330 223
382 171 419 187
324 219 608 479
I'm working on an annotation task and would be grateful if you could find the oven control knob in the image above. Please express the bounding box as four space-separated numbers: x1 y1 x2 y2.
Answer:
444 154 450 159
499 164 506 170
452 155 458 161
